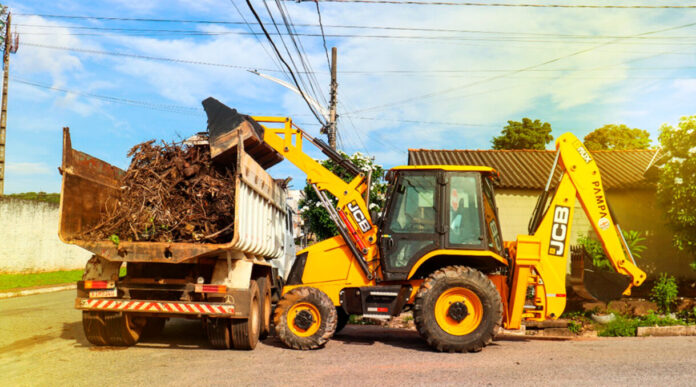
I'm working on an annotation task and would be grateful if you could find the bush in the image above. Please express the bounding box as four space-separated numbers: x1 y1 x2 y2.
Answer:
598 315 638 337
577 229 647 271
567 320 582 334
650 273 679 313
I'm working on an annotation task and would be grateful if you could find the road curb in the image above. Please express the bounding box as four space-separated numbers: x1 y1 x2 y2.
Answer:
0 284 76 299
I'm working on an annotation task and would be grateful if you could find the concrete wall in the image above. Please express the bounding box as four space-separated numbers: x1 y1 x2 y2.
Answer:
0 197 91 273
496 188 694 279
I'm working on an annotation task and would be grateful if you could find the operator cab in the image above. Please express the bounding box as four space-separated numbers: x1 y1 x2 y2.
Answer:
378 166 505 281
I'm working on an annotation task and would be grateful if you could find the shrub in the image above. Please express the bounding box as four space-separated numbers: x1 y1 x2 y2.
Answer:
650 273 679 313
567 320 582 334
598 315 638 337
578 229 647 271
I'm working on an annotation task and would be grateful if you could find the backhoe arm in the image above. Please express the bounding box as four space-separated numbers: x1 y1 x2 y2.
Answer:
506 133 646 329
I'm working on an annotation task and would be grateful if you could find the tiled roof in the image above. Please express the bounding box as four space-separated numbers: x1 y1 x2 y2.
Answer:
407 148 658 190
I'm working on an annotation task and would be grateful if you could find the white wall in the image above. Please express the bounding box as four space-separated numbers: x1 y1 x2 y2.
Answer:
0 198 91 273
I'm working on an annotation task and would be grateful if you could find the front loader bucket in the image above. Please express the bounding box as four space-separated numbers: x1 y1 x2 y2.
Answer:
202 97 283 169
569 246 631 303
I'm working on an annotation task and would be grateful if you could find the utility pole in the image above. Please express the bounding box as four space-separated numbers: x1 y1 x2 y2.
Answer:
327 47 338 150
0 11 17 195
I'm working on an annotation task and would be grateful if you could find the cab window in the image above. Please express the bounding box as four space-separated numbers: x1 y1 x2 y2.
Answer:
448 175 482 245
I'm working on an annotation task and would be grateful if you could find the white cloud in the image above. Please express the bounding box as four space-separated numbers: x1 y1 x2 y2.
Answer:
6 162 52 175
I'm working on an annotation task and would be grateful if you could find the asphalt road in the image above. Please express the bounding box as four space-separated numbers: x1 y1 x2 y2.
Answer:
2 290 696 386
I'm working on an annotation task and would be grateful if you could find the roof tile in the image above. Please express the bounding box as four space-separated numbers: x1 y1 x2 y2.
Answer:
407 148 657 190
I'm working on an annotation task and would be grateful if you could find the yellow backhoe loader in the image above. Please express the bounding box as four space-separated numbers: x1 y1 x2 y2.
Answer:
206 98 646 353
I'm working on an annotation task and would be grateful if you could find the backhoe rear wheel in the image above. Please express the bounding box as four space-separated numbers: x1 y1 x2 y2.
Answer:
230 279 261 350
414 266 502 353
274 287 337 350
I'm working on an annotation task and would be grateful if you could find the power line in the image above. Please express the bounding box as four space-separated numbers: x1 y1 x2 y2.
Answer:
350 20 696 114
15 16 694 43
293 1 696 9
15 15 696 40
273 0 329 108
245 0 327 125
314 0 332 70
17 27 696 46
228 0 289 82
20 42 282 72
13 77 204 115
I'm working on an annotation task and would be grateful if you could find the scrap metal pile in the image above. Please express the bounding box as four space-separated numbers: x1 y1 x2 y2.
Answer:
82 138 236 244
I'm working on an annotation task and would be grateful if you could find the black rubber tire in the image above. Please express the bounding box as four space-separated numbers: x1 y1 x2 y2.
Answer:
414 266 502 353
207 318 232 349
273 287 337 350
230 279 261 350
335 307 349 335
104 312 145 346
82 311 109 346
141 317 167 339
257 276 272 340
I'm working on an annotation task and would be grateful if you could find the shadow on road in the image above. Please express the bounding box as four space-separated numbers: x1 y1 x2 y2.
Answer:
332 325 432 351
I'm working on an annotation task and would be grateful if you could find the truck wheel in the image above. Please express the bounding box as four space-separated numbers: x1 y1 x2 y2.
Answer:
104 312 145 346
257 276 272 340
82 311 108 346
231 279 261 350
414 266 502 353
335 307 349 335
273 287 337 350
207 318 232 349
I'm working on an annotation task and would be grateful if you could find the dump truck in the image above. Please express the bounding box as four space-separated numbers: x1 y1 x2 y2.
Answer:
59 101 294 350
206 103 647 352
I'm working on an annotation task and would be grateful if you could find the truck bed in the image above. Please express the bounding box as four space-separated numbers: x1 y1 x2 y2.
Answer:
58 127 287 263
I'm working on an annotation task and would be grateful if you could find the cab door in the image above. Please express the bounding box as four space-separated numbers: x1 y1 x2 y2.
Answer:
379 171 442 280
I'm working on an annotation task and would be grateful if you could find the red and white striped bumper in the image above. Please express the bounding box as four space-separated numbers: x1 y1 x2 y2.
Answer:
76 298 235 316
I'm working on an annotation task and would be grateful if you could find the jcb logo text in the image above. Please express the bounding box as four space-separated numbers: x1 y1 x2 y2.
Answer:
348 201 371 233
549 205 570 256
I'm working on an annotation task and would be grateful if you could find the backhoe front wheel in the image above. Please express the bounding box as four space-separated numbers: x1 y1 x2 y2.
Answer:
414 266 502 353
273 287 337 350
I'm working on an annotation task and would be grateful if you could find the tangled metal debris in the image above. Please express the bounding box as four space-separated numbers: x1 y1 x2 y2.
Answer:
82 138 236 244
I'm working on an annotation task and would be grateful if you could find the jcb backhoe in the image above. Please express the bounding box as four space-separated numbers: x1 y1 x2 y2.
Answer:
206 98 646 353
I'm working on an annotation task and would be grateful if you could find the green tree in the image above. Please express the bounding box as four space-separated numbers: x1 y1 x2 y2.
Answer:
492 118 553 150
656 116 696 268
299 152 386 241
584 124 651 150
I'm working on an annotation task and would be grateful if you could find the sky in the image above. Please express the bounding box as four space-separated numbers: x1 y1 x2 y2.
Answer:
3 0 696 193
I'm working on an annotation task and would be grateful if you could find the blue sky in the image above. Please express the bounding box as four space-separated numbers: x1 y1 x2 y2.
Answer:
4 0 696 193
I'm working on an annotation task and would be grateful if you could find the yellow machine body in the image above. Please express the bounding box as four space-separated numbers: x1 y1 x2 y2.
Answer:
248 117 645 333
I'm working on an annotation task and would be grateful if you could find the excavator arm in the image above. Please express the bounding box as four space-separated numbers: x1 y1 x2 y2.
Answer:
505 133 646 329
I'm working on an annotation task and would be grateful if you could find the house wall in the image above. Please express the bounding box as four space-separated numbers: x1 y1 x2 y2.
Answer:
495 188 693 279
0 197 92 273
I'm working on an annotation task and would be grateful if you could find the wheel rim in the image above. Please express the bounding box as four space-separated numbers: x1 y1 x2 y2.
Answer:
434 287 483 336
287 302 321 337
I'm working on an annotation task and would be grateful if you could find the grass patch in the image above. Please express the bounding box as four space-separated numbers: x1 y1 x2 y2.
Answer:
0 267 127 290
0 269 83 290
598 311 688 337
5 192 60 204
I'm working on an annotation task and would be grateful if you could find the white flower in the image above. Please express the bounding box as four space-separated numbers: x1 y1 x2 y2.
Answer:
675 177 684 185
369 203 380 210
